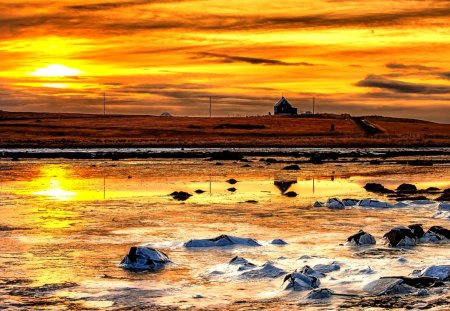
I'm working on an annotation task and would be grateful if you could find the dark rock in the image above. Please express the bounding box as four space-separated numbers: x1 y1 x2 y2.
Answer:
436 191 450 201
215 162 223 166
347 230 376 246
226 178 238 184
284 191 297 197
184 235 261 248
408 224 425 239
383 226 416 247
310 155 323 164
370 160 381 165
282 164 300 171
119 246 171 271
265 158 278 163
408 160 433 166
245 200 258 203
241 164 251 168
396 184 417 193
428 226 450 239
170 191 192 201
326 198 345 209
426 187 440 192
364 183 392 193
195 189 206 194
227 187 237 192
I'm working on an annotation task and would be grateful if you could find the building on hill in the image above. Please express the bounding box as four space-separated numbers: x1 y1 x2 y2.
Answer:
274 96 297 115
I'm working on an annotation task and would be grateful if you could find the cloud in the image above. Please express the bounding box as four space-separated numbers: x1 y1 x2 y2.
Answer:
193 52 315 66
356 74 450 94
438 71 450 79
386 63 440 71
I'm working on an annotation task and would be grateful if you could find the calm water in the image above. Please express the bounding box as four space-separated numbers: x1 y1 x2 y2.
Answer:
0 157 449 309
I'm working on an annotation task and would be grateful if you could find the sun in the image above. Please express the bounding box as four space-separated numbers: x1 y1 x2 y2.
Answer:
31 64 82 77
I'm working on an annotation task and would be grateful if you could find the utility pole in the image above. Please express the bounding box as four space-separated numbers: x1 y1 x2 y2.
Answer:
209 96 212 118
312 97 315 115
103 92 106 116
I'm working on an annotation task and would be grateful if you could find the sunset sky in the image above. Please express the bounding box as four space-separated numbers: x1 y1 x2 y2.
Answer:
1 0 450 122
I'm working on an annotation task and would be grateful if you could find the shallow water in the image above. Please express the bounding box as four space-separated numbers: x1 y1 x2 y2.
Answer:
0 157 449 310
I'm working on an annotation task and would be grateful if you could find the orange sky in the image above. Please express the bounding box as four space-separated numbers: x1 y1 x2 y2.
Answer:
1 0 450 122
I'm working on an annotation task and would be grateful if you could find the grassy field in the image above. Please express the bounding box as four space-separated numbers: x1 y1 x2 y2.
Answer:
0 111 449 148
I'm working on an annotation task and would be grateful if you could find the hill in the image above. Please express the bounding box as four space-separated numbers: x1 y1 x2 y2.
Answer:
0 111 449 148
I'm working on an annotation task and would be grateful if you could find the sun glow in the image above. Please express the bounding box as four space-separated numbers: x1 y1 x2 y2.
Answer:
31 64 82 77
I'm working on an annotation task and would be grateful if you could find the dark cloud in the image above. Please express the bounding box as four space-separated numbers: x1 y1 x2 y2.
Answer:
65 0 189 11
193 52 315 66
438 71 450 79
356 74 450 94
386 62 440 71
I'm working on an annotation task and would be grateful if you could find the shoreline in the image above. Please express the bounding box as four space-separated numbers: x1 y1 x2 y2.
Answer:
1 146 450 160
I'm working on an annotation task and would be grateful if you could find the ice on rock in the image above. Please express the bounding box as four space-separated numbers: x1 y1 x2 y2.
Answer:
184 235 261 248
119 246 171 271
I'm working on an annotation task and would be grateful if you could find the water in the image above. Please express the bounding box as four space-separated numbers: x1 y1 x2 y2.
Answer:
0 157 449 309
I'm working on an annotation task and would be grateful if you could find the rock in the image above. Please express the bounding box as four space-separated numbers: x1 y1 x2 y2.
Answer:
358 199 394 208
215 162 223 166
245 200 258 203
438 202 450 211
195 189 206 194
370 160 381 165
227 187 237 192
383 226 416 247
193 294 204 299
240 262 286 279
313 262 340 273
426 187 440 192
343 199 359 206
306 288 334 300
326 198 345 209
428 226 450 239
271 239 288 245
282 164 300 171
408 224 425 239
241 164 251 168
119 246 171 271
229 256 256 270
364 183 393 193
363 278 415 295
395 196 429 201
284 191 297 197
299 265 326 278
184 235 261 248
436 189 450 201
313 201 324 207
226 178 238 184
283 272 320 291
420 265 450 281
170 191 192 201
396 184 417 193
347 230 376 246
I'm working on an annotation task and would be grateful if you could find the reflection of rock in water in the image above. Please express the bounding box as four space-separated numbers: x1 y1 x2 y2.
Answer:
274 179 297 194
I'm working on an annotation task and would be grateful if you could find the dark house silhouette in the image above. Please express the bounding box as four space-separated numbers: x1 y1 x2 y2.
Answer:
274 96 297 115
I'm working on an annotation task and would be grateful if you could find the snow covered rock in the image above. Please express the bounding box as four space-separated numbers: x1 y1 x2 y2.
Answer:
420 265 450 281
299 265 326 278
363 278 415 295
184 235 261 248
283 272 320 291
306 288 334 299
313 262 340 273
358 199 394 208
119 246 171 271
271 239 288 245
346 230 376 246
240 262 286 279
